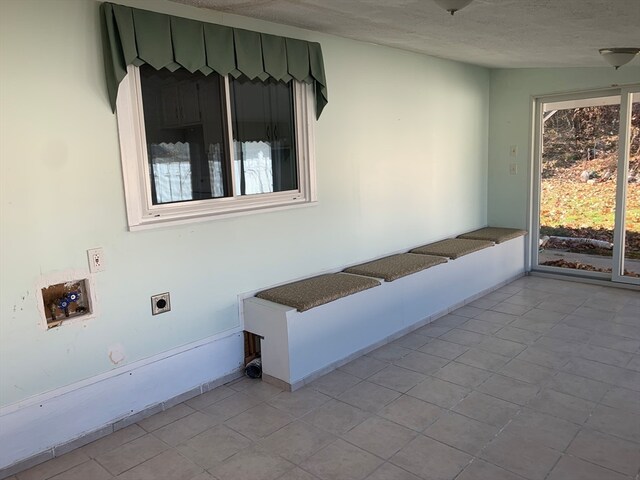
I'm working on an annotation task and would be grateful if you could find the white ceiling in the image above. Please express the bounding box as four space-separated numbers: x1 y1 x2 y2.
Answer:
171 0 640 68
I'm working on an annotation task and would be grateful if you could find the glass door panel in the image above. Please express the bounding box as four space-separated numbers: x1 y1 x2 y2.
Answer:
619 92 640 281
538 95 621 276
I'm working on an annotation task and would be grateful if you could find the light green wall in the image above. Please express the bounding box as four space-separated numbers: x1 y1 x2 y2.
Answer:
487 67 640 229
0 0 489 406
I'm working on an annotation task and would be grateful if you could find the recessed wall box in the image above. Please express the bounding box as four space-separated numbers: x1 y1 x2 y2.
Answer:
151 293 171 315
41 279 92 329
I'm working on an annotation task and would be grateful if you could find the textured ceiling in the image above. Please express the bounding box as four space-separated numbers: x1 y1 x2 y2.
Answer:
171 0 640 68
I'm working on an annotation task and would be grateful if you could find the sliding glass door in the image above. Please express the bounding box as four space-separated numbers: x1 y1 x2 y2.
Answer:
532 87 640 285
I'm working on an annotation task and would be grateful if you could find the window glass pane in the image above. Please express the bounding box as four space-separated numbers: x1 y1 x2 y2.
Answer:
139 65 228 205
230 76 298 196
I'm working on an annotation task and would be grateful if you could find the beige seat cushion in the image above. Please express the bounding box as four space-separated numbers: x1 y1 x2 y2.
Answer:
410 238 494 259
458 227 527 244
255 273 380 312
343 253 447 282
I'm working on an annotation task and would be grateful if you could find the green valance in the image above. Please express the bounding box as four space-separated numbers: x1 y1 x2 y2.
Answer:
100 2 328 118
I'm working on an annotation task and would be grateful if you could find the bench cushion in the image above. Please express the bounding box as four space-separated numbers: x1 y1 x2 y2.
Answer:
255 273 380 312
343 253 447 282
458 227 527 244
410 238 494 259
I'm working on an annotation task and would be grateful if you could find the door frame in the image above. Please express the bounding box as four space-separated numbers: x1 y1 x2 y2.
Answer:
612 87 640 285
530 85 640 285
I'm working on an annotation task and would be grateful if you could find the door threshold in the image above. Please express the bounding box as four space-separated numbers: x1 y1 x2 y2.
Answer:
529 270 640 291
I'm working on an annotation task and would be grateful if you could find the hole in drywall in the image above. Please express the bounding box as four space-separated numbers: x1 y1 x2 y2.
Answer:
244 331 262 378
244 331 262 366
41 279 91 329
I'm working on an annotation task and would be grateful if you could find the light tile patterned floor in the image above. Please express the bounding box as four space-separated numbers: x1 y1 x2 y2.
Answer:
12 276 640 480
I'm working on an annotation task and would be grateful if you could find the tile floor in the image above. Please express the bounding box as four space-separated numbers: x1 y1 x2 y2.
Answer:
11 276 640 480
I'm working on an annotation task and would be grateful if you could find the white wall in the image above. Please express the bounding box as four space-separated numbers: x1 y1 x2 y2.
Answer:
0 0 490 408
487 67 640 229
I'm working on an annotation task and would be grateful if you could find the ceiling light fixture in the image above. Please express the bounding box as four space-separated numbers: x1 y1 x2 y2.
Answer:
433 0 474 15
599 48 640 69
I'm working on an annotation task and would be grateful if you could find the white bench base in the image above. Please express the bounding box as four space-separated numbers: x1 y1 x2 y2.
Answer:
243 236 525 390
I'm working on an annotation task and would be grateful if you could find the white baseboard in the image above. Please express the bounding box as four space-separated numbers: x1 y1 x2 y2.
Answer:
0 328 244 475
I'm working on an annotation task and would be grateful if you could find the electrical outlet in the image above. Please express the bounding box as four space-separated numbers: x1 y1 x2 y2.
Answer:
151 293 171 315
87 248 105 273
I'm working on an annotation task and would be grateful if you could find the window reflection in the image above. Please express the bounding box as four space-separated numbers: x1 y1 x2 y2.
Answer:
140 65 228 205
149 142 193 203
230 76 297 196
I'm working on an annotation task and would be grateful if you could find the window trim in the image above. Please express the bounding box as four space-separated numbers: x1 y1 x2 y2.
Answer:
116 65 317 230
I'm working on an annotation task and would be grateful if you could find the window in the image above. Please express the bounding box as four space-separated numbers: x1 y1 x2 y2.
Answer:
101 4 328 230
116 65 316 229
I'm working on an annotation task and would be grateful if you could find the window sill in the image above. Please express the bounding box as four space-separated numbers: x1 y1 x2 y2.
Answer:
128 199 319 231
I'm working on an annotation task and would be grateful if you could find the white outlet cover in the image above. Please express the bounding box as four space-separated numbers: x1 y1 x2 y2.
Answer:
87 248 105 273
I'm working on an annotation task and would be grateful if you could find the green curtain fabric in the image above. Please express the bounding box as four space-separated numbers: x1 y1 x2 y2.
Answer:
100 2 328 118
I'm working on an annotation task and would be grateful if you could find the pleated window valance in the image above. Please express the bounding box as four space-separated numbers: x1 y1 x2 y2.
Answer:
100 2 328 118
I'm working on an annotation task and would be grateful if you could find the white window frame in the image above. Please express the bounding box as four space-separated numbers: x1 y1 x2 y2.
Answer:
116 65 317 230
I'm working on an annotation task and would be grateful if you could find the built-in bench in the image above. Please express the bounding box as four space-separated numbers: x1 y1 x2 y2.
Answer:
242 227 527 390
